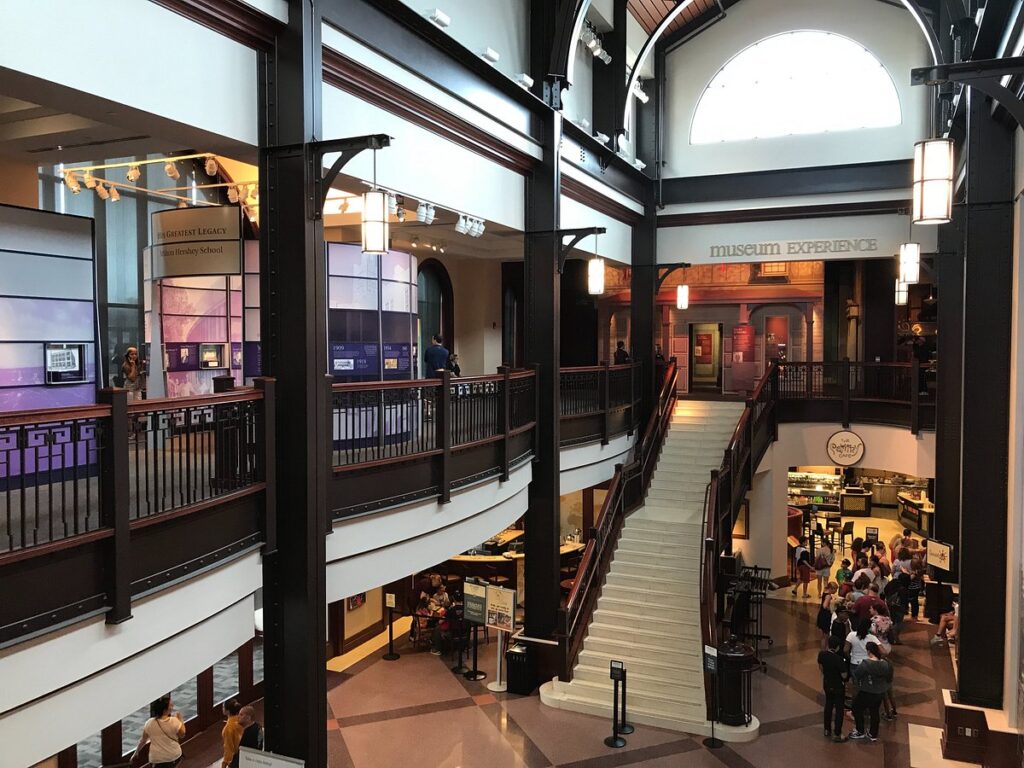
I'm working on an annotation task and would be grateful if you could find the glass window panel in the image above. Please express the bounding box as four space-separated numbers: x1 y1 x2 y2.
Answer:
245 308 261 341
329 276 378 310
691 31 901 145
328 243 378 277
213 650 240 705
381 281 411 312
244 275 261 308
105 193 139 304
77 731 103 768
254 636 264 684
381 251 412 283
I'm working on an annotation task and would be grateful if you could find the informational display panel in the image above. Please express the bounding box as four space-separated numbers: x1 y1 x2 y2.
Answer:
239 747 304 768
927 539 954 573
330 342 379 375
463 579 487 625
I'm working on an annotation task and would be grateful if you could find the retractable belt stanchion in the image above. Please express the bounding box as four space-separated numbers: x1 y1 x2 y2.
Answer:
465 624 486 681
383 594 399 661
703 645 723 749
618 666 634 734
451 614 469 675
604 660 627 748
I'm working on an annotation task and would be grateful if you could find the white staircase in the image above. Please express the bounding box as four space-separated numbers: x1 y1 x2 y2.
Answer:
541 399 758 740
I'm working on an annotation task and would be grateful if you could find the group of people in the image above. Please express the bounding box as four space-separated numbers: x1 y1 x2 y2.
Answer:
413 573 457 655
131 694 262 768
424 335 461 378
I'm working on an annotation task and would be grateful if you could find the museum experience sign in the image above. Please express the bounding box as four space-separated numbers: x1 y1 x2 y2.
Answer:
709 238 879 259
151 206 242 278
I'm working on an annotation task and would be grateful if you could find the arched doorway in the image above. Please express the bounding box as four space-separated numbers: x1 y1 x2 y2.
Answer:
417 259 454 376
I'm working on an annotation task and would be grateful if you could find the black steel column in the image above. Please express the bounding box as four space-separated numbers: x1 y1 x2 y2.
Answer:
631 185 658 419
524 100 563 640
955 88 1013 709
592 0 627 141
259 1 328 763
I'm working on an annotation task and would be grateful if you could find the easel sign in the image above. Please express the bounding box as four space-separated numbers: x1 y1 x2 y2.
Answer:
239 747 304 767
485 585 516 633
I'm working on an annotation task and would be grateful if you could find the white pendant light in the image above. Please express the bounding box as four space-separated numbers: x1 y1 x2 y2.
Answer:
362 189 389 255
912 138 953 224
676 284 689 310
588 257 605 295
895 279 909 306
899 242 921 284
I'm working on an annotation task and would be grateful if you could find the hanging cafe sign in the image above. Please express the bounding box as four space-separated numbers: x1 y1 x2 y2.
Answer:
708 238 879 259
826 430 865 466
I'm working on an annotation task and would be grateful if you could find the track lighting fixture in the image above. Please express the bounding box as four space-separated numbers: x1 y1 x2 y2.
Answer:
426 8 450 28
164 161 180 180
109 186 120 202
515 73 534 90
598 50 612 65
411 236 420 248
95 183 109 200
594 131 610 145
481 47 500 64
397 207 406 223
425 204 436 225
227 185 239 204
126 165 141 183
633 80 650 104
63 171 81 194
204 156 219 176
455 214 468 234
83 172 97 189
416 202 429 223
387 194 398 216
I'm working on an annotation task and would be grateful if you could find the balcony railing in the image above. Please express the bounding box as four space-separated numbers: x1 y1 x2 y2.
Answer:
0 382 273 648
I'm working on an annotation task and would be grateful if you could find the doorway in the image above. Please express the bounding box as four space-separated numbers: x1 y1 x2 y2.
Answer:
765 316 790 364
689 322 722 391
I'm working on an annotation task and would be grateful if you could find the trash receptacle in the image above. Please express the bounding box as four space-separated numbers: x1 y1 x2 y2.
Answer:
717 639 757 726
505 643 535 695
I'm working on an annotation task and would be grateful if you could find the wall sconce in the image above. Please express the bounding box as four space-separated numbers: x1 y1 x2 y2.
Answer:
676 284 689 310
912 138 953 224
588 257 605 295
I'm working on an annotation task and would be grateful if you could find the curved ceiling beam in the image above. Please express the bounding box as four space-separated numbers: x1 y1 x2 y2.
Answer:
621 0 700 137
899 0 943 66
551 0 593 89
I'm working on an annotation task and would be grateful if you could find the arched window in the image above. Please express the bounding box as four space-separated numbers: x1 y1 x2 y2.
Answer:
417 259 454 375
690 31 902 145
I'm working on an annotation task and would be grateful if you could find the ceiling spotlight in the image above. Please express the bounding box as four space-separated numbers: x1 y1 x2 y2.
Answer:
477 220 487 237
95 183 109 200
426 8 450 28
411 236 420 248
227 185 239 204
594 131 610 145
387 194 398 216
515 73 534 89
439 245 446 254
83 171 97 189
109 186 120 202
598 50 612 65
481 47 500 64
164 161 180 180
204 156 219 176
63 171 81 194
126 165 141 183
633 158 647 170
432 243 438 251
397 207 406 223
416 201 429 223
633 80 650 104
455 214 468 234
425 204 436 225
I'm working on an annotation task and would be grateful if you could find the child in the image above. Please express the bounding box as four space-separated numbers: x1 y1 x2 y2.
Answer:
836 558 853 587
796 549 814 598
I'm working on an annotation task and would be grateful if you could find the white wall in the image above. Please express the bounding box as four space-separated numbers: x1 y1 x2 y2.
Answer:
663 0 930 176
560 433 634 495
0 0 258 147
737 423 936 576
322 84 526 230
561 194 634 264
563 40 595 129
0 552 261 768
398 0 528 81
658 212 938 266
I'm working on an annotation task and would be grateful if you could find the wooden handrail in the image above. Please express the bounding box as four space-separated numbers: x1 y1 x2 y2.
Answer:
0 403 111 428
128 388 262 413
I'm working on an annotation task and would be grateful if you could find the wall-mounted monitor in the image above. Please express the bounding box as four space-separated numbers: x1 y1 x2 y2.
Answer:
44 343 88 385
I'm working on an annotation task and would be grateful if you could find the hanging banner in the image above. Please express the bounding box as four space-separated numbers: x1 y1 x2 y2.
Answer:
151 206 242 278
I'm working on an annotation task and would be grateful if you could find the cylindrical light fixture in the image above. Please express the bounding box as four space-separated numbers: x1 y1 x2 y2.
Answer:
588 257 605 295
361 189 389 255
912 138 953 224
899 242 921 284
895 279 909 306
676 284 689 310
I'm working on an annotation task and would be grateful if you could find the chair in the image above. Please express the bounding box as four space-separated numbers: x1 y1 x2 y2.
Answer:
411 615 434 651
839 521 855 552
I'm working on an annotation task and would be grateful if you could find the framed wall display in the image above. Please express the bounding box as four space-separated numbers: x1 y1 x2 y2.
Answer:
43 343 88 385
164 343 200 372
199 342 228 369
231 342 243 370
347 593 366 611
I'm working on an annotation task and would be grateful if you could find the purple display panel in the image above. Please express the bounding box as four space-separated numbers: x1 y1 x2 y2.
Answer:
382 343 411 378
330 342 379 376
165 343 200 372
243 342 262 378
0 383 95 412
0 297 94 343
231 343 243 370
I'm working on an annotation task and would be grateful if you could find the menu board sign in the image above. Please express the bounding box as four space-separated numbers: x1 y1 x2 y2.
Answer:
485 585 516 633
463 579 487 625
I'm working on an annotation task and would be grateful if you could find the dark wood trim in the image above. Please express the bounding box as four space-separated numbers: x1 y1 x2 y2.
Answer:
322 48 536 174
342 618 387 653
561 121 651 202
661 160 914 204
332 449 443 474
0 528 114 568
127 484 266 531
149 0 282 49
658 199 910 228
561 175 644 224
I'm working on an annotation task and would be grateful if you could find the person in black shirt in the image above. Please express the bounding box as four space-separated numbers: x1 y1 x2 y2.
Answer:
424 335 450 378
230 706 263 767
818 635 849 742
613 341 631 365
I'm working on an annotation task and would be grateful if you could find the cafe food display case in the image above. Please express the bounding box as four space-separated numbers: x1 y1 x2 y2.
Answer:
898 488 934 537
787 471 842 511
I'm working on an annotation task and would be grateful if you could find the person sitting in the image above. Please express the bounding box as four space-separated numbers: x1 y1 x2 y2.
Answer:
430 606 451 656
930 598 959 646
432 583 452 611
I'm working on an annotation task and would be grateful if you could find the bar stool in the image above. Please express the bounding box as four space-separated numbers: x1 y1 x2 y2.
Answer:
560 565 578 579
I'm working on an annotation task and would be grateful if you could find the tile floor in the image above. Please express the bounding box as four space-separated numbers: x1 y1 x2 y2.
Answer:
177 585 954 768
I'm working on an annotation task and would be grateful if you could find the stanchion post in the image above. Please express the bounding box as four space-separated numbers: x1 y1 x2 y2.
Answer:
382 603 399 661
465 624 486 681
487 629 507 692
703 645 723 749
618 667 634 734
451 617 469 675
604 660 627 748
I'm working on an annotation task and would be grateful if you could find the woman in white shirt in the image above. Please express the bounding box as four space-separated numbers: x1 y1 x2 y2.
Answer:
133 695 186 768
845 618 885 669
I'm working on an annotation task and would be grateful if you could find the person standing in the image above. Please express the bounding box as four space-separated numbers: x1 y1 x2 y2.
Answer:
850 642 893 742
230 706 263 767
122 346 144 401
132 695 186 768
814 540 836 596
818 635 848 742
792 536 809 595
221 699 244 768
613 341 631 365
424 335 450 378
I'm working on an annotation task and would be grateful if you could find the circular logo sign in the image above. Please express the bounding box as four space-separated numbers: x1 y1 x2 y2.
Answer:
826 430 864 466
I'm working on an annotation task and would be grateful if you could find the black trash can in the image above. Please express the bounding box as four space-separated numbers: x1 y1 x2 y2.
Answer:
505 643 535 695
717 639 757 726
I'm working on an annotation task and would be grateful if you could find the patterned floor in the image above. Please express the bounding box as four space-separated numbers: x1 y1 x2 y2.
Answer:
174 597 952 768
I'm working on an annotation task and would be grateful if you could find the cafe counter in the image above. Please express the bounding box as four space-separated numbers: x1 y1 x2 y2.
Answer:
446 542 585 601
898 493 934 537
